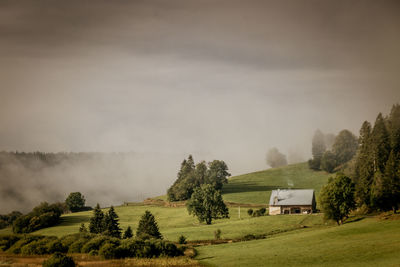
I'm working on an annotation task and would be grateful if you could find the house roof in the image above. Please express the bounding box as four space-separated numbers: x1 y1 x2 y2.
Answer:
269 189 314 206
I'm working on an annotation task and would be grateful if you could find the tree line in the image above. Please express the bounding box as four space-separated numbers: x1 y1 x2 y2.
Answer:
318 104 400 224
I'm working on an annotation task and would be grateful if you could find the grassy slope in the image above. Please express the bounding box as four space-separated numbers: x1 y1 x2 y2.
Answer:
33 205 324 240
196 215 400 267
222 162 330 204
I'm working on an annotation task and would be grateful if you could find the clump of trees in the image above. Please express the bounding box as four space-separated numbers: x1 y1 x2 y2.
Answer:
0 211 22 229
186 184 229 224
167 155 230 201
266 147 287 168
42 252 75 267
318 104 400 221
319 173 356 225
88 205 122 238
308 129 357 173
12 202 65 234
353 104 400 212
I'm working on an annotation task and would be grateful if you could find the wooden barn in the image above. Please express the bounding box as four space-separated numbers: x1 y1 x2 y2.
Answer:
269 189 316 215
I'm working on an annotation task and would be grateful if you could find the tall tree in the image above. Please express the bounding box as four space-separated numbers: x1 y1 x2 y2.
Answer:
354 121 374 208
332 130 358 166
65 192 85 212
382 151 400 212
319 173 355 225
321 150 337 173
186 184 229 224
136 210 162 239
371 113 391 173
89 204 105 234
388 104 400 155
266 147 288 168
206 160 231 190
104 206 122 238
309 129 326 170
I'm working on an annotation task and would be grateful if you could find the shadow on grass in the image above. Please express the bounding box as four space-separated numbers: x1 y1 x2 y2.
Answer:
343 216 365 224
59 215 90 226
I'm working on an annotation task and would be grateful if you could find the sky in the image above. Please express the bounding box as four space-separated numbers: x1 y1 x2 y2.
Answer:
0 0 400 187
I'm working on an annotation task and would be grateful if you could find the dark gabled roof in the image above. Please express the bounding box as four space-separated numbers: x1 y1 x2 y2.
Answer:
269 189 314 206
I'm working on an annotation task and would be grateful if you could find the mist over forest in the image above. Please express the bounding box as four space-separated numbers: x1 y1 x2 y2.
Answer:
0 152 184 213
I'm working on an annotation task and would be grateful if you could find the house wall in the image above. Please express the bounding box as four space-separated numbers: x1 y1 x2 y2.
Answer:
269 205 313 215
269 206 281 215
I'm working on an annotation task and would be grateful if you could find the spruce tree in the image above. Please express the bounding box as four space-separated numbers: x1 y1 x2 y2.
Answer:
309 129 326 170
89 203 105 234
354 121 374 208
136 210 162 239
383 151 400 212
123 226 133 239
104 206 121 238
371 113 391 173
388 104 400 155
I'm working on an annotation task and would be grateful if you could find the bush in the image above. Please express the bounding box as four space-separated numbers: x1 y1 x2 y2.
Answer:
99 242 119 259
42 252 75 267
247 209 253 216
178 235 187 244
47 239 68 253
259 208 266 215
7 235 43 254
81 235 110 254
214 229 221 240
20 237 56 255
0 235 21 251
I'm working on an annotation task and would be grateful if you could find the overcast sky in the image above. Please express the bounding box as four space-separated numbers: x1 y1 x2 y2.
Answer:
1 0 400 175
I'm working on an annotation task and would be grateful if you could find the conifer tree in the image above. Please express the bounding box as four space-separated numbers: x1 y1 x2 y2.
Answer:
89 203 105 234
136 210 162 239
123 226 133 239
371 113 391 173
309 129 326 170
79 223 87 233
388 104 400 155
383 151 400 212
104 206 121 238
354 121 374 208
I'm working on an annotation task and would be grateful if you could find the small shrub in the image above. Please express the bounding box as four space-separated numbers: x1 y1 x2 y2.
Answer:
259 208 266 215
247 209 253 216
123 226 133 239
99 242 118 259
47 239 68 253
178 235 187 244
81 235 109 253
7 235 43 254
214 229 221 240
42 252 75 267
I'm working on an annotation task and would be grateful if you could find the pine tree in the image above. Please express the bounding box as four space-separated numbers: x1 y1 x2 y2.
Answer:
309 129 326 170
354 121 374 208
89 203 105 234
123 226 133 239
136 210 162 239
79 223 87 233
371 113 391 173
388 104 400 155
104 206 121 238
383 151 400 212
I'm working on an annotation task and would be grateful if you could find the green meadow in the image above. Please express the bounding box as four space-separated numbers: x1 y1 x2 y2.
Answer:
222 163 330 205
196 215 400 267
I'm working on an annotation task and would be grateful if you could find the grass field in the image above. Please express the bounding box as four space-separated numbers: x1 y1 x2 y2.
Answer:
196 214 400 267
32 205 325 241
222 163 331 205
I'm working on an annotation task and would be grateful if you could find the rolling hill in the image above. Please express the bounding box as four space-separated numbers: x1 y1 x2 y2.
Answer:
222 162 331 204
